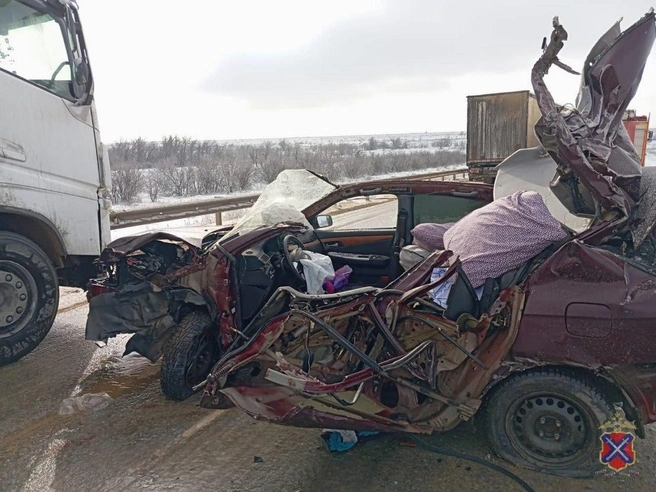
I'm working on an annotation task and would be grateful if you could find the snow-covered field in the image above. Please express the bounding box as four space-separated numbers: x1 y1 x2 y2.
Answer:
111 162 465 240
111 131 656 241
215 131 466 149
112 131 465 211
111 162 465 213
645 139 656 167
110 130 467 241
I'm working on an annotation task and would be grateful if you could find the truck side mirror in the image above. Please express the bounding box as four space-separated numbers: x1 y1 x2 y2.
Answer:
62 3 92 103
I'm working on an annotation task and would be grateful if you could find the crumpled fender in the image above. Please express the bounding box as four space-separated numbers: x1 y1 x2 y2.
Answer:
85 281 207 361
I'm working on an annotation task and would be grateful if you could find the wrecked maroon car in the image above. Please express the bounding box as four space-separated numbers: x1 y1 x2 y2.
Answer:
86 169 492 399
202 12 656 477
87 12 656 477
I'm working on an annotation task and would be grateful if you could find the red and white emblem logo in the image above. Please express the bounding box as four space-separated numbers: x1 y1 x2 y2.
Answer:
599 407 637 472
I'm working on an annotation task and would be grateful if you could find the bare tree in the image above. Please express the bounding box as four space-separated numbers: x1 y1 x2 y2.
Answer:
106 135 466 201
255 157 286 184
222 157 254 192
391 137 408 149
195 158 218 194
147 172 160 202
110 161 143 204
156 160 195 197
340 152 370 179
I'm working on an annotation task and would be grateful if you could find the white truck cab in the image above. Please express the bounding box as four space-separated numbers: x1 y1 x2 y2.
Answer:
0 0 110 364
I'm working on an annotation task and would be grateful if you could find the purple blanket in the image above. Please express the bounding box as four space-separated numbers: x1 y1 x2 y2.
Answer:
443 191 569 288
411 222 454 251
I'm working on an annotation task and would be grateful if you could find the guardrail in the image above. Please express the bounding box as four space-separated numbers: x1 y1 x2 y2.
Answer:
109 167 468 230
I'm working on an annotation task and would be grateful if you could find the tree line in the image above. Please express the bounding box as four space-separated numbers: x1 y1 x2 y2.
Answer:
109 136 466 204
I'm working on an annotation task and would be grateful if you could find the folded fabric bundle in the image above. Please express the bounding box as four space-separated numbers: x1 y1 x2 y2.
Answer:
443 191 569 288
411 222 455 251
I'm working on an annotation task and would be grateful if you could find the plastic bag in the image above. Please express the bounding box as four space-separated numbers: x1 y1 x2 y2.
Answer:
59 392 112 415
298 251 335 295
428 267 483 308
428 267 456 308
323 265 353 293
320 429 380 453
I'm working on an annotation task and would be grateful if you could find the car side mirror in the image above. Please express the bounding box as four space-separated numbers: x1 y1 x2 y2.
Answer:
316 215 333 229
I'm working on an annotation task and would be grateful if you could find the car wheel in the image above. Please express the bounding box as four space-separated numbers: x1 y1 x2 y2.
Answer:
486 368 613 478
0 231 59 366
160 311 219 401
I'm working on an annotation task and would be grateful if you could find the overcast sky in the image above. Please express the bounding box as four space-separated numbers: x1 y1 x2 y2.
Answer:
79 0 656 143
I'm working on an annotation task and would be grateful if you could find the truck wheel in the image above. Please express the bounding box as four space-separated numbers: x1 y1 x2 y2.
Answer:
0 231 59 365
486 368 613 478
160 311 219 401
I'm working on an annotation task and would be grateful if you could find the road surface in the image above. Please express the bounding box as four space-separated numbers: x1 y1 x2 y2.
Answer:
2 206 656 492
328 199 397 230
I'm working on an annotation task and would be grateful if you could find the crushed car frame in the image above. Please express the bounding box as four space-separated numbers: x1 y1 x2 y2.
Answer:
87 12 656 477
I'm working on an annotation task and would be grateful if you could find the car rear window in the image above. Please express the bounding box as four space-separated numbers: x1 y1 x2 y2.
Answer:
413 194 486 226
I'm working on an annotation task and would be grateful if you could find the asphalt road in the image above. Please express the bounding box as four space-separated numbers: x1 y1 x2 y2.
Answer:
328 199 398 231
2 300 656 491
2 206 656 491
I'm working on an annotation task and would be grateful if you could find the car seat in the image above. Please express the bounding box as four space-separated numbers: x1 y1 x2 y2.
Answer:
443 243 561 322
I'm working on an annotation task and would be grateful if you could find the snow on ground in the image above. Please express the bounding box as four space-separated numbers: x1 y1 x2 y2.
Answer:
111 130 656 241
112 131 466 211
111 189 260 213
645 139 656 167
215 131 466 149
113 162 465 213
111 162 466 240
111 215 224 241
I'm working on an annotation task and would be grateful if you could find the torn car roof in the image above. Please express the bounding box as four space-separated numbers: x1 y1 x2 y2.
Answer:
531 11 656 240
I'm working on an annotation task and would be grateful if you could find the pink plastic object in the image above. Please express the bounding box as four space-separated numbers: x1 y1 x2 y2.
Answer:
323 265 353 293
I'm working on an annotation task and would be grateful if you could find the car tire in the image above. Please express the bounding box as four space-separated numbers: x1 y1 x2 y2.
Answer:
486 367 613 478
160 311 219 401
0 231 59 366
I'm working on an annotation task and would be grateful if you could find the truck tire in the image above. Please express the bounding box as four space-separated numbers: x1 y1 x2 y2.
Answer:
160 311 219 401
0 231 59 365
485 368 613 478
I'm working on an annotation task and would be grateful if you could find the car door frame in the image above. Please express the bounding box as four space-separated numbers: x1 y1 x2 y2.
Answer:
301 178 493 285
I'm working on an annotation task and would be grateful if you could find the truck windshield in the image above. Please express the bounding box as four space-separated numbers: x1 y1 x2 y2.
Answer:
0 1 73 100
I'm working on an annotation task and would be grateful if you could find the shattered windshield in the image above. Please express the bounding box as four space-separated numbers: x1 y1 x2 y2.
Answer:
221 169 337 241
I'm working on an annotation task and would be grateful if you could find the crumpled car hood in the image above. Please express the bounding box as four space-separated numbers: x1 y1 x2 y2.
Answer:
101 232 202 258
101 224 304 260
532 11 656 245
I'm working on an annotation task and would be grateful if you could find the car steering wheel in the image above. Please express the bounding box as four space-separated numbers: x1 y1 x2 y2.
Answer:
282 235 306 285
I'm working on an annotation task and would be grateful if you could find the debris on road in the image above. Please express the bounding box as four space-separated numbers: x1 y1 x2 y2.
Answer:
59 393 112 416
320 429 381 453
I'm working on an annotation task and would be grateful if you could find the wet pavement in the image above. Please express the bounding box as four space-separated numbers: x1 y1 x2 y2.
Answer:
1 295 655 492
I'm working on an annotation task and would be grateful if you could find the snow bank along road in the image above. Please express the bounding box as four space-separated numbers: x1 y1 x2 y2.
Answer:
2 208 655 492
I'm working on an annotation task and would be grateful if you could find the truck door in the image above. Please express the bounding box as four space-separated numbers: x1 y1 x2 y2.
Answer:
0 1 104 366
0 1 103 259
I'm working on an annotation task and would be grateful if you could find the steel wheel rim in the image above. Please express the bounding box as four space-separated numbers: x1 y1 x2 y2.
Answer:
0 262 37 338
505 392 592 465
